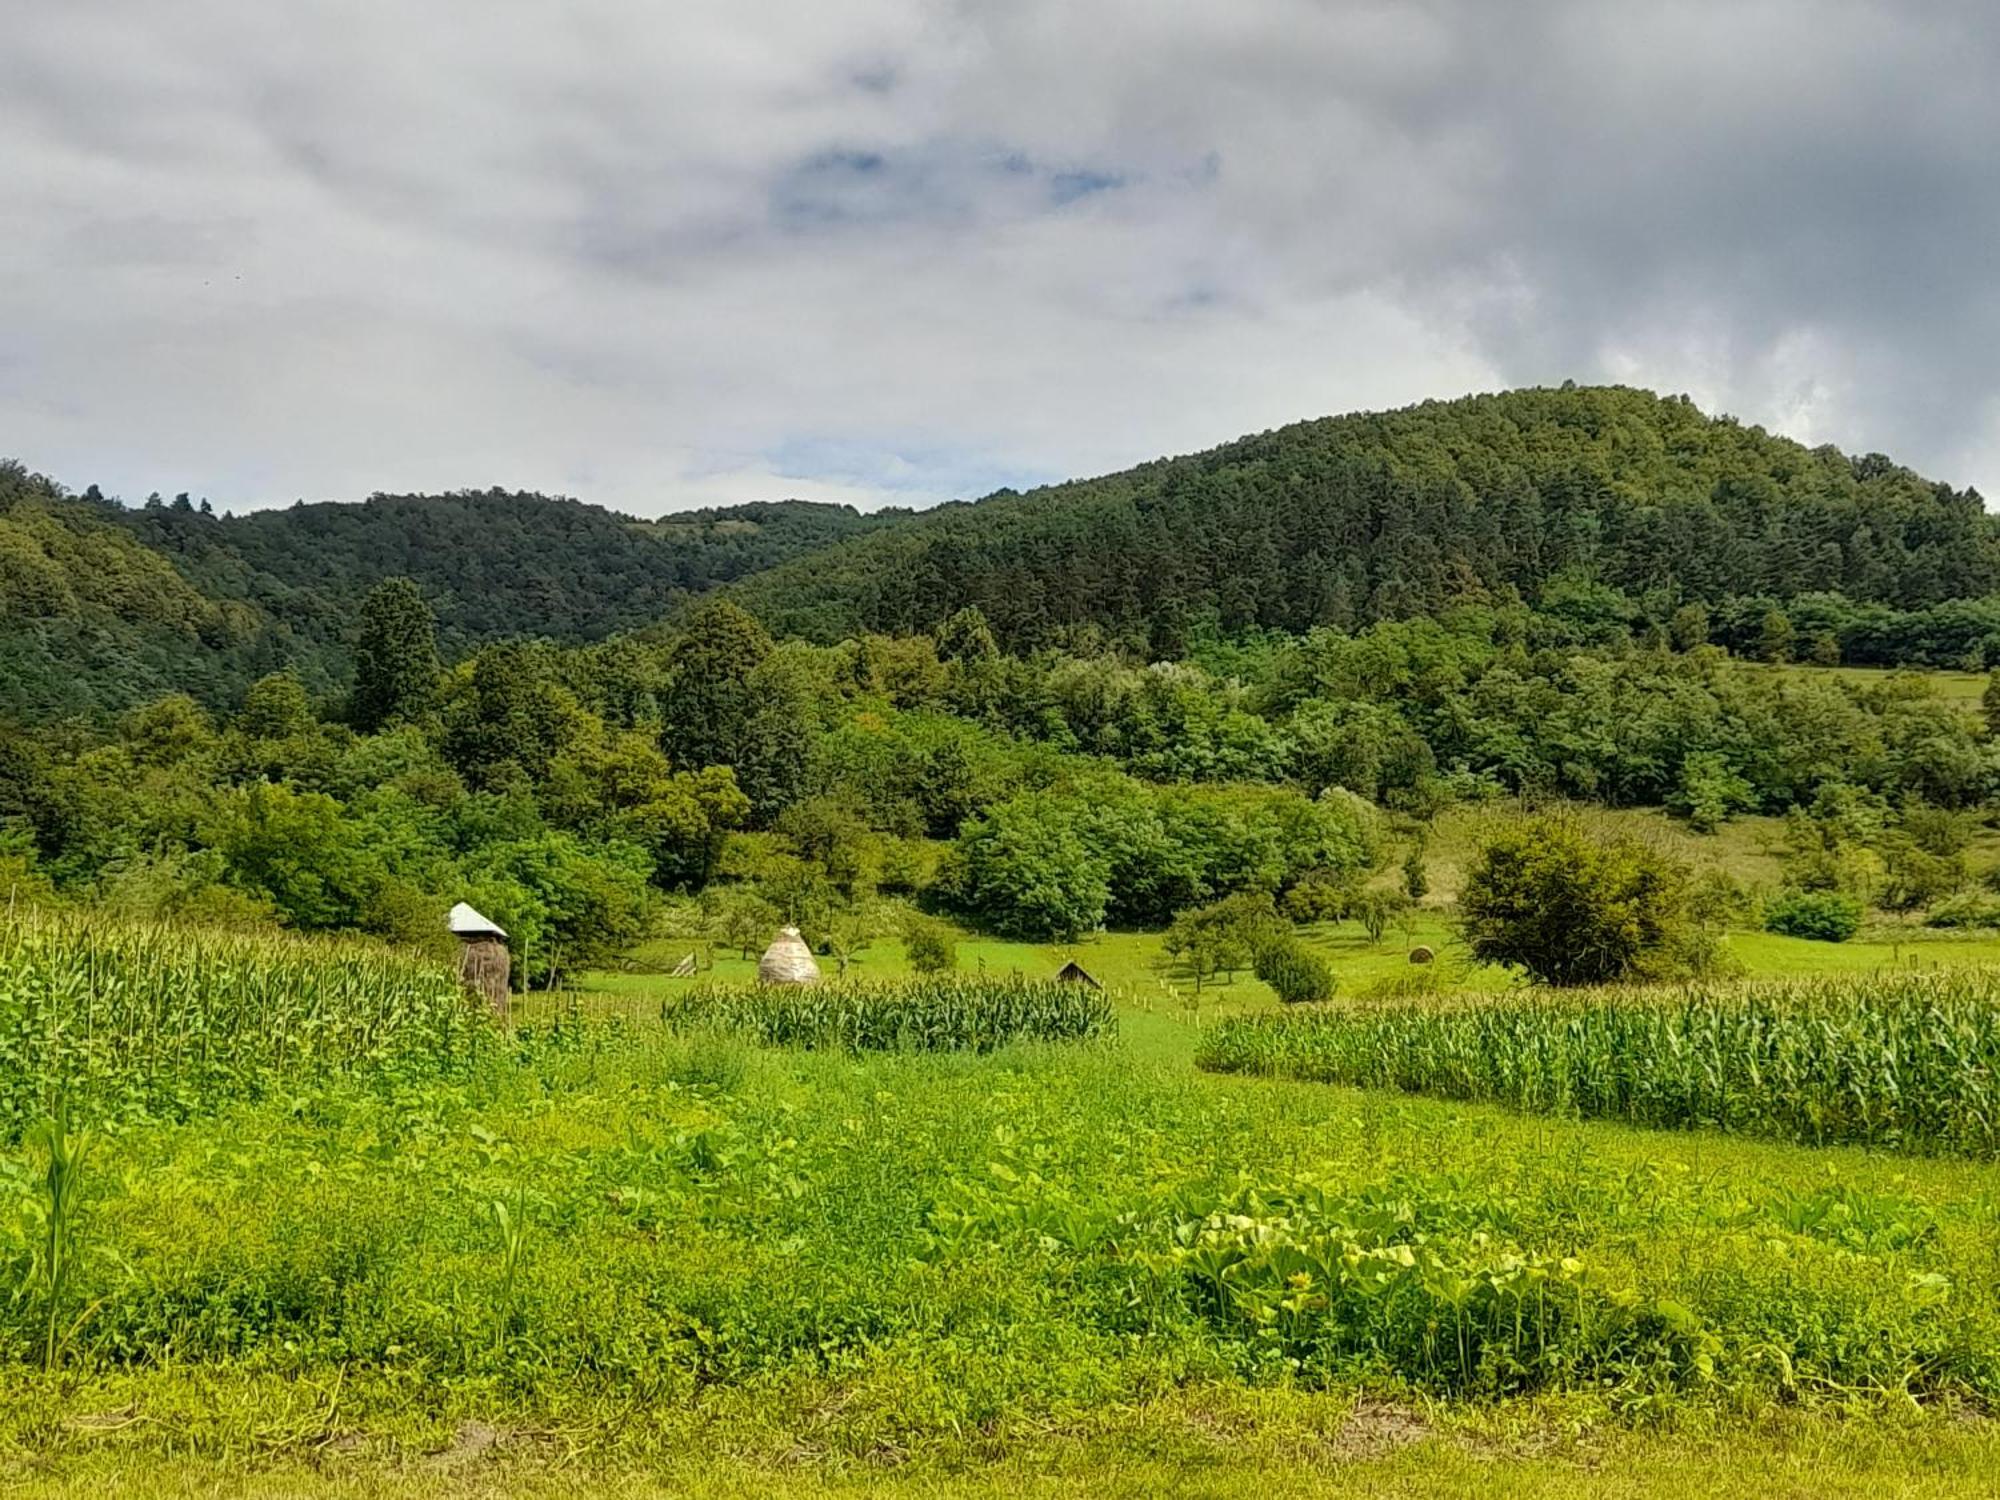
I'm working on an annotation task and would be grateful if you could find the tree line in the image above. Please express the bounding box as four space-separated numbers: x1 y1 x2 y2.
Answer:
4 576 1997 979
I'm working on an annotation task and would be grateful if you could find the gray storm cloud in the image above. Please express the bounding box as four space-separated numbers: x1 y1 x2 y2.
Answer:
2 0 1995 513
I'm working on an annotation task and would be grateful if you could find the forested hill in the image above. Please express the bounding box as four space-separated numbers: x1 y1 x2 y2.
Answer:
109 488 902 651
729 386 1999 651
6 384 1998 719
0 464 897 717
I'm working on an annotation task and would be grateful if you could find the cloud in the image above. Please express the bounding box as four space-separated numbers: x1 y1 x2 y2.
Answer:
2 0 1996 515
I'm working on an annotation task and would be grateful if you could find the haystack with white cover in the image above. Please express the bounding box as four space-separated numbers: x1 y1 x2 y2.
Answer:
449 902 510 1017
758 926 821 986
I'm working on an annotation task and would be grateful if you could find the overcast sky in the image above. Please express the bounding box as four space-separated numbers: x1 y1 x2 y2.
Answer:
5 1 1998 516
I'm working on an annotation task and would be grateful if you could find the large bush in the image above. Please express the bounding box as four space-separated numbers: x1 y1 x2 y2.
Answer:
1763 888 1862 942
1253 934 1336 1004
1457 812 1695 986
902 912 958 973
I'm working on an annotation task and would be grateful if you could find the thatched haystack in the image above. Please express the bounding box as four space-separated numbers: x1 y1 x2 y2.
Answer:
449 901 510 1018
759 926 821 987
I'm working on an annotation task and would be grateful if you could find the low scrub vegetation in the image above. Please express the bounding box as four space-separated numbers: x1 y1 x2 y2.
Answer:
1763 888 1863 942
661 975 1115 1053
1196 970 2000 1156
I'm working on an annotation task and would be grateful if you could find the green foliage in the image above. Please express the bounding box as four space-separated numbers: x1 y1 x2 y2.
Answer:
1400 844 1429 902
1198 969 2000 1155
952 777 1375 941
350 578 439 731
659 600 773 776
27 1104 92 1371
1351 888 1412 945
1458 813 1696 985
662 976 1115 1053
1281 866 1357 923
1756 608 1795 664
237 670 314 739
20 389 2000 720
1762 888 1863 942
475 832 656 982
902 913 957 974
1252 932 1335 1004
1924 891 2000 930
1669 751 1757 832
0 908 484 1136
1161 893 1281 992
1152 1182 1717 1397
948 793 1111 941
1876 836 1964 912
734 387 2000 649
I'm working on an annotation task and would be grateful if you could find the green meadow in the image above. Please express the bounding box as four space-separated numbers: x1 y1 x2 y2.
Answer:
8 883 2000 1497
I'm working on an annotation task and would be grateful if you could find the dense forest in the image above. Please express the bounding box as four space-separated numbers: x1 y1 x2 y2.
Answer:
5 577 1996 981
7 386 2000 722
0 462 897 717
732 385 2000 650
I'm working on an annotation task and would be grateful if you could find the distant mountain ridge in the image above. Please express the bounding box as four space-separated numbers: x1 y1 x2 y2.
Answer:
5 384 1996 718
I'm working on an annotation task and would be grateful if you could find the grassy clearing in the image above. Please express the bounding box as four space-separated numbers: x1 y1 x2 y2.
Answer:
1197 969 2000 1155
569 904 2000 1036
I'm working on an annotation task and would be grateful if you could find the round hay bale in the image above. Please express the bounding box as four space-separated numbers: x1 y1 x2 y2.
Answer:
1408 945 1435 965
758 926 822 986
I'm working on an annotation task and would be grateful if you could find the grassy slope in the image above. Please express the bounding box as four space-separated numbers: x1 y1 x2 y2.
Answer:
18 802 2000 1496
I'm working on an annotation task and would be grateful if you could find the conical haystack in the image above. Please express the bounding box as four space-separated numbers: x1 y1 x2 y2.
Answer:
758 925 821 986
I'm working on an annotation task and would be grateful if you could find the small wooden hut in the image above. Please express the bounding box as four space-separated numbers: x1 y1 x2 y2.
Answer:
1054 959 1101 990
449 902 510 1018
759 926 821 987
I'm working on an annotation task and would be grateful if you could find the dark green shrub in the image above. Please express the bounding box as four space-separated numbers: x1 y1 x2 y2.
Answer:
1257 933 1334 1003
1253 935 1335 1004
1458 812 1695 985
902 914 958 974
1763 888 1862 942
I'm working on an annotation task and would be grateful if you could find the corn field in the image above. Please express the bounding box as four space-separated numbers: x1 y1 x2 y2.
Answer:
663 975 1116 1053
0 909 486 1136
1196 969 2000 1156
